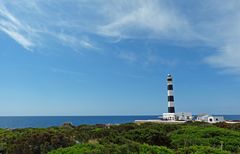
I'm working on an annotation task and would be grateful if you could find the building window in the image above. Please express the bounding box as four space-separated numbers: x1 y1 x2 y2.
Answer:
209 118 213 122
216 118 218 121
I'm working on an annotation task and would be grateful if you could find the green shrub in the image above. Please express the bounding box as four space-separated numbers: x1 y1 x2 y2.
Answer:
124 128 171 146
177 146 230 154
48 143 174 154
170 126 240 152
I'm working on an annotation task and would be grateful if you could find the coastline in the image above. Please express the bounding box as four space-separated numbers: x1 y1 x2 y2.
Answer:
0 115 239 129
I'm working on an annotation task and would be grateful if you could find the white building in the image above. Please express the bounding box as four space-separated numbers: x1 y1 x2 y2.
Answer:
162 112 193 121
163 113 176 121
175 112 193 121
196 114 224 123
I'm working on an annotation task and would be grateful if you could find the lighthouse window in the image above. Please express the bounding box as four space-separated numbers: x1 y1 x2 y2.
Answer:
167 78 172 81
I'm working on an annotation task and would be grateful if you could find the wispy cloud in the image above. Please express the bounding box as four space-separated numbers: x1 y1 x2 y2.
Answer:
1 0 240 75
0 0 194 51
191 0 240 74
97 0 194 41
143 51 177 67
117 51 137 63
0 1 97 51
53 33 96 52
0 1 35 49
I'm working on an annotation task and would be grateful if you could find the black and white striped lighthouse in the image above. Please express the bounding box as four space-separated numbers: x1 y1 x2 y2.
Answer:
167 74 175 113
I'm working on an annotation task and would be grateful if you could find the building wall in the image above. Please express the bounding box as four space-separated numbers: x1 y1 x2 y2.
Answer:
196 115 224 123
163 113 176 120
207 116 224 123
196 116 209 122
175 112 193 121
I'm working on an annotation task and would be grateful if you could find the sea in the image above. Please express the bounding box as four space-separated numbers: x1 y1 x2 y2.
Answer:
0 115 239 128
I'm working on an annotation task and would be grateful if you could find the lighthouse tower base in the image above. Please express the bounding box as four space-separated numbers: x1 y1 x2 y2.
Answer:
163 113 176 121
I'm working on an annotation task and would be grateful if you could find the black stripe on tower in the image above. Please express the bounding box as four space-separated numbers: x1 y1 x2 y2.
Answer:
167 78 172 81
168 107 175 113
168 96 174 101
167 85 173 90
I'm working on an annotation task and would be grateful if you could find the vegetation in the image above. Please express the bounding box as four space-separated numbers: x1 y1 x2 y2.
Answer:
177 146 230 154
0 122 238 153
49 143 174 154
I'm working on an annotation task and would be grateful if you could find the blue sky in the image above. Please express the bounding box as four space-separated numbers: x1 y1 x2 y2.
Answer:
0 0 240 115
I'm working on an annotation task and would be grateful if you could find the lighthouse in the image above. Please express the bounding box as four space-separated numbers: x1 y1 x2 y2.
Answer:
162 74 176 120
167 74 175 113
135 73 193 123
163 74 192 121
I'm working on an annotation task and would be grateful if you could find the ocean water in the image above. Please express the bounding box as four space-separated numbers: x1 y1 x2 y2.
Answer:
0 115 239 128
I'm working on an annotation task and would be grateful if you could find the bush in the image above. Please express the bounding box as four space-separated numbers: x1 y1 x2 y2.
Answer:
124 128 171 146
0 123 239 153
170 126 240 152
177 146 230 154
48 143 175 154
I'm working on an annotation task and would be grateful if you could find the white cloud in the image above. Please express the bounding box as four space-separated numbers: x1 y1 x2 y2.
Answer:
1 0 240 74
141 51 176 67
0 1 34 49
0 0 97 51
206 44 240 69
117 52 137 63
192 0 240 74
52 32 96 51
0 0 195 51
0 26 34 49
80 40 94 49
98 0 240 74
98 0 194 40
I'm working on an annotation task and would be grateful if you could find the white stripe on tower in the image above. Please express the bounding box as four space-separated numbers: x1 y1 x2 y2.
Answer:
167 74 175 113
